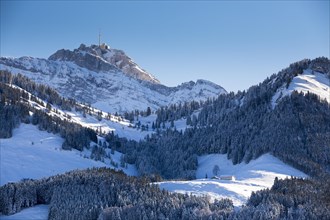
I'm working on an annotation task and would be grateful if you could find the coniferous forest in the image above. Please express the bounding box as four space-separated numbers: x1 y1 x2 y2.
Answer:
1 168 329 219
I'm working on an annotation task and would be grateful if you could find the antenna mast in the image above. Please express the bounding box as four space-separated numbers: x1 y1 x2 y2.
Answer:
98 29 101 47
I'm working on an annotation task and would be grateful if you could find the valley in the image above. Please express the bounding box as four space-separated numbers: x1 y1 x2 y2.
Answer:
1 1 329 219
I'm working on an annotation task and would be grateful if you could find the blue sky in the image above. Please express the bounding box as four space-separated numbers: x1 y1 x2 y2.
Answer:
1 1 329 92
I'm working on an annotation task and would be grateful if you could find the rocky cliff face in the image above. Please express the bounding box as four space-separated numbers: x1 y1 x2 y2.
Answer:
0 44 226 113
48 44 160 84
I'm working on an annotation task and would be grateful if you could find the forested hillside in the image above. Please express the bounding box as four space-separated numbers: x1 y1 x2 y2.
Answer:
0 168 234 219
123 58 330 179
236 174 330 219
1 168 329 219
0 71 97 149
1 58 329 219
1 58 329 179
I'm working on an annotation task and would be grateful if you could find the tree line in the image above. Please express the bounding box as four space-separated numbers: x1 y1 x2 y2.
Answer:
1 168 329 219
0 168 234 219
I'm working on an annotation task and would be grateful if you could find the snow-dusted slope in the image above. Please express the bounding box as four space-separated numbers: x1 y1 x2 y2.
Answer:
7 83 153 141
272 69 330 108
0 44 226 113
157 154 307 206
0 205 49 220
0 123 137 186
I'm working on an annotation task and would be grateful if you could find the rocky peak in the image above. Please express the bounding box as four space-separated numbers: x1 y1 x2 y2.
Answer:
48 43 160 84
175 79 222 91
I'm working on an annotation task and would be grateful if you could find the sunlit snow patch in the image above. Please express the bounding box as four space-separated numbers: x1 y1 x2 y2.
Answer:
272 69 330 109
157 153 307 207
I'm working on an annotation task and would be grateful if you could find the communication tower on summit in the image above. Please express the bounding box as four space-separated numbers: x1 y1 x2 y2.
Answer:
98 30 110 49
98 30 101 47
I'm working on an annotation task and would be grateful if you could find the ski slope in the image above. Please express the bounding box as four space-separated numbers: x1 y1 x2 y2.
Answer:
158 153 307 207
0 123 137 186
272 69 330 108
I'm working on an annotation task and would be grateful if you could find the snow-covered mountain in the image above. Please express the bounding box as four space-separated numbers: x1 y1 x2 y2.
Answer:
0 44 226 113
48 43 160 84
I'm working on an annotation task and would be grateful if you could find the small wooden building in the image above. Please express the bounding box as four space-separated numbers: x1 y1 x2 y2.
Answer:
220 175 236 181
100 43 110 50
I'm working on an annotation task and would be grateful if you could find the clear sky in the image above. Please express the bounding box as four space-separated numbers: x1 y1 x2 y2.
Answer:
1 1 329 92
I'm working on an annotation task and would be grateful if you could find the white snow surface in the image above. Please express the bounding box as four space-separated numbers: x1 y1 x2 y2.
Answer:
0 123 137 186
0 205 49 220
157 153 307 207
272 69 330 108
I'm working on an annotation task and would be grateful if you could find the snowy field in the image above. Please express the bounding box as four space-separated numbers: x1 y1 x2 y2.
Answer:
0 205 49 220
158 154 308 206
0 123 137 186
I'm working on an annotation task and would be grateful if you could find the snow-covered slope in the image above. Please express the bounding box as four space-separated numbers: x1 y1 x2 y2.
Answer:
157 153 307 207
0 123 137 186
0 44 226 113
0 205 49 220
272 69 330 108
7 83 153 141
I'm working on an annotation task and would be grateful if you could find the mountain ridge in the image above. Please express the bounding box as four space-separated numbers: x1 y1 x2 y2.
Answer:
0 44 227 113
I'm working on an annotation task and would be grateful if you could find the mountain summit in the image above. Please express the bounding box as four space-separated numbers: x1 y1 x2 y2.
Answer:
0 44 226 113
48 43 160 84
